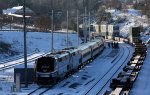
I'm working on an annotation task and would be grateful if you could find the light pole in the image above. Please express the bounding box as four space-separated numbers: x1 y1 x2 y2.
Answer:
23 0 28 88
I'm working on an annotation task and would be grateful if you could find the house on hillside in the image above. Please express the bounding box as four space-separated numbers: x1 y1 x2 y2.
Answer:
3 6 36 24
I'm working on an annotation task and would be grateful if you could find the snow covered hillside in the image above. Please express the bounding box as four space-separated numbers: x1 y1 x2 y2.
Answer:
108 9 150 45
108 9 149 38
0 31 81 60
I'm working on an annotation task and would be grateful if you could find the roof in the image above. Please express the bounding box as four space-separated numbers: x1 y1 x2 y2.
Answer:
3 6 23 15
3 6 35 17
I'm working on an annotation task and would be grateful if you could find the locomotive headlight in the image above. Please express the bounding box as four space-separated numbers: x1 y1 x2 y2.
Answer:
40 74 49 77
42 66 49 69
43 69 48 72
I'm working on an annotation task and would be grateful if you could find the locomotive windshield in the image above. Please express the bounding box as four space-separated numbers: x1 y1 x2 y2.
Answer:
36 57 55 72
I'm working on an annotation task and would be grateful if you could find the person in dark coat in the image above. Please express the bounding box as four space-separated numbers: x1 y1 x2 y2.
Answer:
115 42 116 48
111 42 113 48
117 42 119 48
116 42 118 48
113 42 116 48
108 42 110 48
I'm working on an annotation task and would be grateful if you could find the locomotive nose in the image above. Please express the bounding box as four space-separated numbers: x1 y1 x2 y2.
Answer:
35 57 55 85
37 77 55 85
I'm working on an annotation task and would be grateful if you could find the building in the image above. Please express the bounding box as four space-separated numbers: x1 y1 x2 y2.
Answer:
3 6 36 24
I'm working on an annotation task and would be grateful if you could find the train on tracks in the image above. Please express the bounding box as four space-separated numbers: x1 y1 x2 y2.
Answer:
35 37 105 85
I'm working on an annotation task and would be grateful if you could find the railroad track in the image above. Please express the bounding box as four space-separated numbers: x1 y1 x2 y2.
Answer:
96 45 131 95
0 49 40 64
27 86 53 95
83 44 132 95
31 46 121 95
27 87 43 95
0 51 50 71
27 46 121 95
26 45 120 95
98 48 115 59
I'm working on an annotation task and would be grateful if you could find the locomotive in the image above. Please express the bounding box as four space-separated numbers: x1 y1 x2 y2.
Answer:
35 38 105 85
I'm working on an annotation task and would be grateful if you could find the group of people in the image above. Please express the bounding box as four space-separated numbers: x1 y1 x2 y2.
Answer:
108 42 119 49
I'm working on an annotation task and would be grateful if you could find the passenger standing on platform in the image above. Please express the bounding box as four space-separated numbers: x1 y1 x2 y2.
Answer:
117 42 119 48
113 42 115 48
114 42 115 48
111 42 113 48
115 42 117 49
108 42 110 48
116 42 118 49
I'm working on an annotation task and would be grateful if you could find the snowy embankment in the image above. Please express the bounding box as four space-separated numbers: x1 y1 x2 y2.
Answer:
0 31 81 61
109 9 149 38
109 9 150 95
141 27 150 44
15 43 133 95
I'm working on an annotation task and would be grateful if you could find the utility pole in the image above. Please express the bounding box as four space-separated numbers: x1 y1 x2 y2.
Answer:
83 0 86 43
66 0 69 48
88 11 90 41
77 10 79 46
67 10 69 48
51 10 54 53
51 0 55 53
85 7 87 42
23 0 28 88
88 0 91 41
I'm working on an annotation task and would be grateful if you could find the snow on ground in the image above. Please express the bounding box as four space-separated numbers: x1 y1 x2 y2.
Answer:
118 9 142 37
141 27 150 44
130 47 150 95
0 31 81 94
128 9 141 16
107 8 150 95
10 43 133 95
0 8 149 95
15 45 114 95
108 9 149 38
0 31 81 60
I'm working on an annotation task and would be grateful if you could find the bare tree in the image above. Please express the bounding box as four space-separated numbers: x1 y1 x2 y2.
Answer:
34 15 51 31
